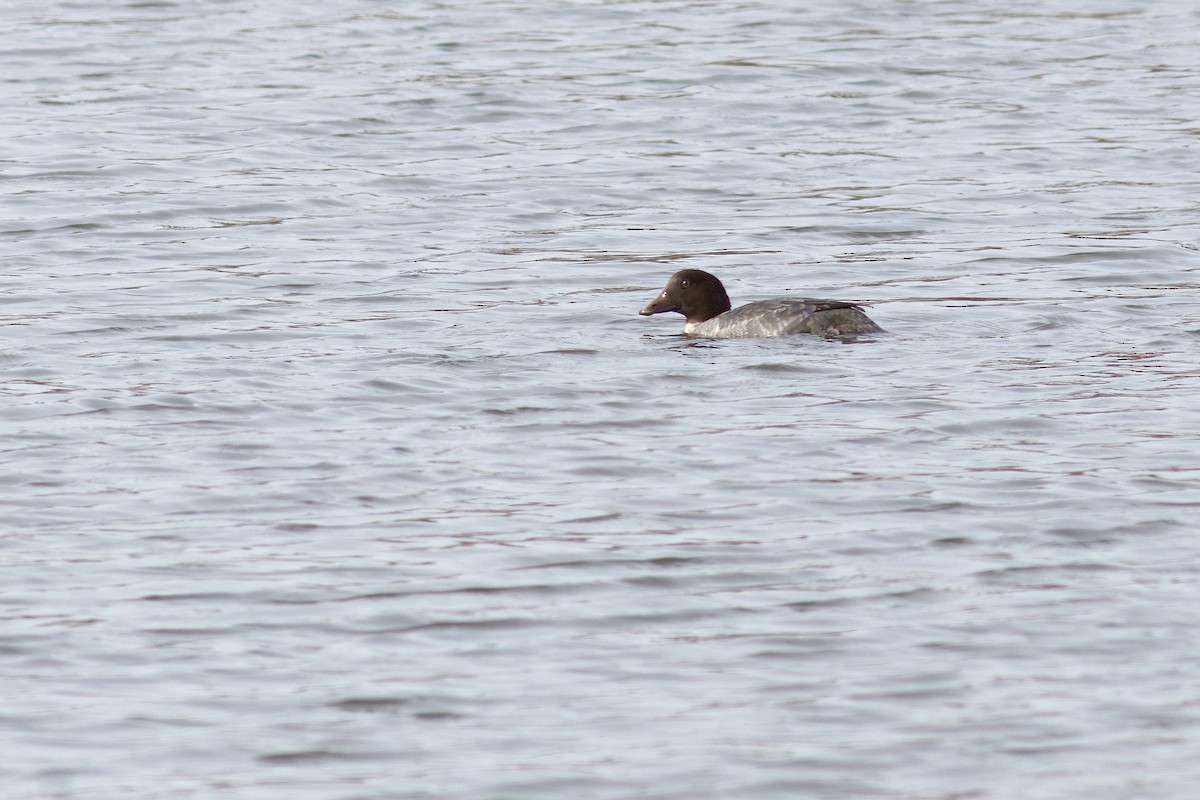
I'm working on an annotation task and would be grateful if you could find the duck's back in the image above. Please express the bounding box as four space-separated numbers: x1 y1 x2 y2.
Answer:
684 298 882 339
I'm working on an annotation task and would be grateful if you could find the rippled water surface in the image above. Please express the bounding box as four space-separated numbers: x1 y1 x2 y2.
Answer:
5 1 1200 798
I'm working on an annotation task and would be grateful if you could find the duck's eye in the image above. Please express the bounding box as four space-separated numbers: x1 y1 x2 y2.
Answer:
680 280 689 288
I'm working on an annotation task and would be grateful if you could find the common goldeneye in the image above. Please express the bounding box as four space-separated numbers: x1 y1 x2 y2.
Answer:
639 269 883 338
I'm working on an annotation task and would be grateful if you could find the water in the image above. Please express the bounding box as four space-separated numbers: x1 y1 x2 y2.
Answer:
4 1 1200 798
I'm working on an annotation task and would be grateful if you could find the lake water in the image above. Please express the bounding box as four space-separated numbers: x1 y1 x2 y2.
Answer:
4 1 1200 798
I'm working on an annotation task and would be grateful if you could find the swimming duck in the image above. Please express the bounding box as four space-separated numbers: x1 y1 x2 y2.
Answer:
639 269 883 338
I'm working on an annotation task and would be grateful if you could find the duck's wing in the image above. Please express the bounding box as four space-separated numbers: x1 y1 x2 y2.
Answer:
779 298 883 336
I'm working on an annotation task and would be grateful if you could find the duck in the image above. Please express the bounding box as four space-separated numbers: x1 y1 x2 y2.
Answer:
639 269 883 338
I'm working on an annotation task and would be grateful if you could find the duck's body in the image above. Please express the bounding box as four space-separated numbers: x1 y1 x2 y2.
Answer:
640 269 882 339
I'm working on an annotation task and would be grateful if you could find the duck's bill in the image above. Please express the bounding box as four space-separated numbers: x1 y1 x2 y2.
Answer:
639 294 676 316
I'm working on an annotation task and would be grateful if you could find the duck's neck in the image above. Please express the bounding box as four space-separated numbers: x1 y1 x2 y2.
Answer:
690 289 731 323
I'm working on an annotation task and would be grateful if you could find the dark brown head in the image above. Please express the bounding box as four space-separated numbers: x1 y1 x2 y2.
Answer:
639 269 733 324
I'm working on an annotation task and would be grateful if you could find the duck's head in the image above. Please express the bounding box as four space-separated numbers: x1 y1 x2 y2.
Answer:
639 269 732 324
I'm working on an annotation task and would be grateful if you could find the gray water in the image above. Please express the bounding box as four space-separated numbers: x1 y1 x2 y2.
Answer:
4 1 1200 798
